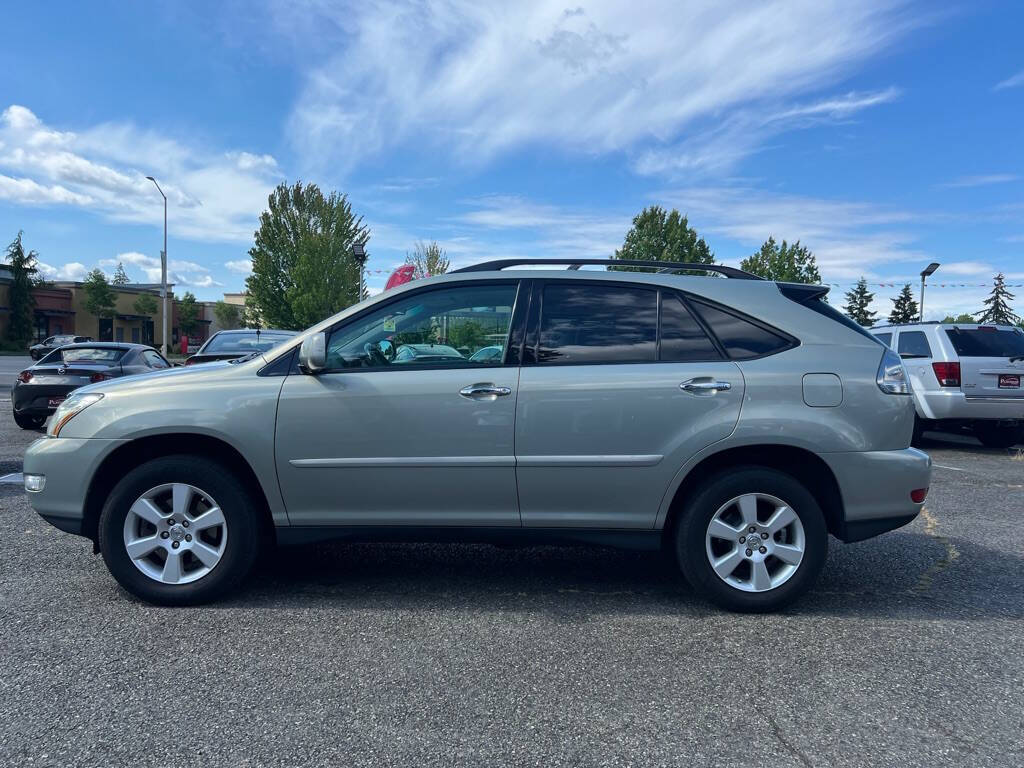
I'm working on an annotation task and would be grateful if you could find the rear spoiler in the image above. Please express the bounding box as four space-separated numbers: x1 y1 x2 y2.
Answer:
776 283 830 303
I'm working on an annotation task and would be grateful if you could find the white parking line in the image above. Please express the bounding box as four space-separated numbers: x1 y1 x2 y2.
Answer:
0 472 24 485
933 464 967 472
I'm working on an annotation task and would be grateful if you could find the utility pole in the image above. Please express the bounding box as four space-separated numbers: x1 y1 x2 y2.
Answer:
145 176 169 355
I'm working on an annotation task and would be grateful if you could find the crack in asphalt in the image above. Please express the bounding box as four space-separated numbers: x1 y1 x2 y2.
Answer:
758 706 814 767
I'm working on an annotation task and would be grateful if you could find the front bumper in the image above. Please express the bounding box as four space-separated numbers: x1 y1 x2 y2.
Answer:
23 436 129 535
821 448 932 543
915 389 1024 421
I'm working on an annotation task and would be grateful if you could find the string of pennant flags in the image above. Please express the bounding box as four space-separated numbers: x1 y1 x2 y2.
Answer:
821 282 1024 289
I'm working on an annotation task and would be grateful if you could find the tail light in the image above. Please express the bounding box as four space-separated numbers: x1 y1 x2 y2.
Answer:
911 488 928 503
17 371 32 383
876 347 910 394
931 361 960 387
89 372 114 383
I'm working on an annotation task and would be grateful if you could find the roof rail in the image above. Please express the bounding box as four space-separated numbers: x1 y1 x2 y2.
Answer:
451 258 762 279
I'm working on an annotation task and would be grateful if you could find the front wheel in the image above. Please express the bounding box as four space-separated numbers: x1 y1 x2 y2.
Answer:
674 467 827 612
13 411 46 430
98 455 262 605
975 423 1022 449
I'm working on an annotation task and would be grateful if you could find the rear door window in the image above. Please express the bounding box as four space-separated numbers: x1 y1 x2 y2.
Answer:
537 283 657 364
944 327 1024 357
897 331 932 359
659 293 721 361
875 332 892 347
689 299 794 360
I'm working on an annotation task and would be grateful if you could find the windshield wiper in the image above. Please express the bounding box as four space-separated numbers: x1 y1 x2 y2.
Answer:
228 352 261 364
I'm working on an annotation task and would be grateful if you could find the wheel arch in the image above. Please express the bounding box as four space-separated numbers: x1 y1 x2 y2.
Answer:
662 444 845 540
81 433 276 550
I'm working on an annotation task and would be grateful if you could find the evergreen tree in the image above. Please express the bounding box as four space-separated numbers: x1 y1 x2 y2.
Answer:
112 262 130 285
843 277 877 327
740 237 821 284
3 232 40 345
888 283 919 324
975 273 1020 325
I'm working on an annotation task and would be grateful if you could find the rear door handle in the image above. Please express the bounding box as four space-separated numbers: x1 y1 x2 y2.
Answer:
460 383 513 400
680 378 732 395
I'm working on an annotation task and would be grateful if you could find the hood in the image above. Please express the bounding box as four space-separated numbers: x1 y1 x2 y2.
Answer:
74 358 240 396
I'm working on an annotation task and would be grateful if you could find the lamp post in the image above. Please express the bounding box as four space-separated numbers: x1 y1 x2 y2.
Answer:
352 242 367 301
919 262 940 322
145 176 169 355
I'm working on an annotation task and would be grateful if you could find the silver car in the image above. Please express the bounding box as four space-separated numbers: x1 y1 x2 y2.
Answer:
23 259 931 612
872 322 1024 448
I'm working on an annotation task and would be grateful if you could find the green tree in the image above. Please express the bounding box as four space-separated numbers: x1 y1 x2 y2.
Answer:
941 313 975 324
888 283 919 324
405 240 450 279
177 291 200 336
974 273 1020 325
133 292 158 317
213 300 241 330
614 206 714 269
740 237 821 284
843 277 877 327
83 269 117 329
112 262 130 285
246 181 369 330
3 231 40 345
447 319 486 352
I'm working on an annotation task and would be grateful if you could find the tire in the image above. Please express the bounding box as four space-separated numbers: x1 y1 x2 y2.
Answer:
13 411 46 430
975 423 1022 449
98 455 263 605
674 466 828 613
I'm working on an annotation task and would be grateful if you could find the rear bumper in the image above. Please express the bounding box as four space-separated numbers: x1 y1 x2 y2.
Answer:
915 389 1024 421
12 384 78 415
821 448 932 543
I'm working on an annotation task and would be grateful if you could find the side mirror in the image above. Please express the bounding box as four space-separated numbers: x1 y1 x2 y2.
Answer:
298 332 327 373
377 339 396 362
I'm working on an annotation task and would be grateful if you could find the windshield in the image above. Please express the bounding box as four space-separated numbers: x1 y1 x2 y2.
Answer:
42 347 127 364
202 332 294 355
944 327 1024 357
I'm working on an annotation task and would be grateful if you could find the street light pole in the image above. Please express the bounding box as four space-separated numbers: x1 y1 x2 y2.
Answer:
919 262 940 322
145 176 169 355
352 243 367 302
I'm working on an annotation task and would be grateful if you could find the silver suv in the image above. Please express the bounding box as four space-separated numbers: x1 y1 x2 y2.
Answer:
23 260 931 612
871 322 1024 448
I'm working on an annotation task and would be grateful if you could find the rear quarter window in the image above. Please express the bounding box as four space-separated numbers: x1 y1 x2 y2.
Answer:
897 331 932 358
875 332 892 347
689 299 794 360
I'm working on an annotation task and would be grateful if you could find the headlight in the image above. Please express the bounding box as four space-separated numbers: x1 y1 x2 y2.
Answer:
876 347 910 395
48 393 104 437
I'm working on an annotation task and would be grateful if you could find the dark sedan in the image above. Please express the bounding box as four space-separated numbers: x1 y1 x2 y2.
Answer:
12 342 172 430
28 334 93 360
184 328 297 365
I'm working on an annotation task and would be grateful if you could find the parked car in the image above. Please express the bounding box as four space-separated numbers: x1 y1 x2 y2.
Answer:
184 328 298 365
468 345 504 363
393 343 465 364
23 259 930 612
28 334 93 360
871 322 1024 448
12 342 172 430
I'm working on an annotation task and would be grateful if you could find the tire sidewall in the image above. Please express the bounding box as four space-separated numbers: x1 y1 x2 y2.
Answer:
675 467 828 612
99 455 260 605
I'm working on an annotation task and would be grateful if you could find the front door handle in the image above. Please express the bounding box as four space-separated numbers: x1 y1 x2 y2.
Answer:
460 383 513 400
680 378 732 395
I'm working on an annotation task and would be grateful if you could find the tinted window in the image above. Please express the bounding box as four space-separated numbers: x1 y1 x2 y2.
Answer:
203 331 294 355
875 332 892 347
944 328 1024 357
44 347 128 363
143 350 170 369
538 284 656 364
690 300 793 359
897 331 932 358
326 283 517 370
660 293 720 361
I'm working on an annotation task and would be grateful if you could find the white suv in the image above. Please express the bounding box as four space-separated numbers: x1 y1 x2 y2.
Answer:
871 322 1024 448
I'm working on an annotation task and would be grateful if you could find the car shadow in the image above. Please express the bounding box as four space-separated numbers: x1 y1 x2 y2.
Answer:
230 529 1024 620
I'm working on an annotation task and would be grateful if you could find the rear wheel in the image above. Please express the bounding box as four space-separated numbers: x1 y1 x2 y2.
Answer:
974 423 1022 449
13 412 46 430
674 467 827 612
98 455 262 605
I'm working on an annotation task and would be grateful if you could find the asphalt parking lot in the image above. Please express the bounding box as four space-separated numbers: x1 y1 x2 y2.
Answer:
1 371 1022 766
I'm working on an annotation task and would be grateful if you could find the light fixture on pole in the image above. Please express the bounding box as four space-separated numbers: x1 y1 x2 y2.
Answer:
919 262 940 322
145 176 169 356
352 243 367 301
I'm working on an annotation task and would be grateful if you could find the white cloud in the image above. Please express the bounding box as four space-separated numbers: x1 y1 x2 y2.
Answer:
994 69 1024 91
37 261 89 281
940 174 1019 189
224 259 252 275
279 0 920 174
96 250 217 287
0 105 282 243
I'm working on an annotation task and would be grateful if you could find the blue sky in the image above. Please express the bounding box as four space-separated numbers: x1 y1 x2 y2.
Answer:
1 0 1022 319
